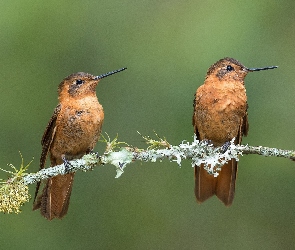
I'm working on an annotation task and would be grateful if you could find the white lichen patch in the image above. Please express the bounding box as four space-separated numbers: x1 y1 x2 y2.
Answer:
103 149 133 178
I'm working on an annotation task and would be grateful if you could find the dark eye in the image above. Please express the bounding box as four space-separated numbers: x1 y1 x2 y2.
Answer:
226 65 234 71
75 79 84 85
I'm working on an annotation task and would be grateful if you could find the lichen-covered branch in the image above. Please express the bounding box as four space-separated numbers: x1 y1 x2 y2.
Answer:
22 136 295 183
1 135 295 214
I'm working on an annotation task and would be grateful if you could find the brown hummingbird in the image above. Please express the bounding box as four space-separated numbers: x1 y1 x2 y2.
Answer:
33 67 127 220
193 57 277 206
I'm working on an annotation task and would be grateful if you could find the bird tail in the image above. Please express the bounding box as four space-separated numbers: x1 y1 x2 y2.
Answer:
194 159 237 206
33 173 75 220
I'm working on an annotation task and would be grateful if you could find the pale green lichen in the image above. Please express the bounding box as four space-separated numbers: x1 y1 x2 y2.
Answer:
0 181 30 214
0 153 33 214
133 136 242 177
100 133 129 153
82 153 100 170
102 149 133 178
99 134 133 178
138 131 171 150
190 137 241 177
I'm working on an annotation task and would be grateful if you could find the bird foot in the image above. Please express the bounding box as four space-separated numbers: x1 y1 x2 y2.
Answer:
221 141 231 153
62 155 72 174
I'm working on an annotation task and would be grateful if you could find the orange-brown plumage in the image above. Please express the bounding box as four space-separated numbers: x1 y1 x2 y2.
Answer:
193 58 277 205
33 68 126 220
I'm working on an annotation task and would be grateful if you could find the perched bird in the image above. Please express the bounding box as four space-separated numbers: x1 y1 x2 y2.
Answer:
33 68 126 220
193 57 277 205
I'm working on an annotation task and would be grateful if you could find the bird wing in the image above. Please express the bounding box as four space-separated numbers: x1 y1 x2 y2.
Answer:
192 93 200 139
241 110 249 139
40 104 61 169
33 104 61 204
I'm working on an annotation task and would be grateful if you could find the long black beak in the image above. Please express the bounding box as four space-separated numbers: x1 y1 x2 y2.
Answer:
95 67 127 80
247 66 278 72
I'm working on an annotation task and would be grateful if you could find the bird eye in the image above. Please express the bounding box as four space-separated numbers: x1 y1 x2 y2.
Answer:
226 65 234 71
75 79 84 85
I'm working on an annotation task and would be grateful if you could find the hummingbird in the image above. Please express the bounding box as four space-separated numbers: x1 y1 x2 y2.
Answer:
33 67 127 220
193 57 277 206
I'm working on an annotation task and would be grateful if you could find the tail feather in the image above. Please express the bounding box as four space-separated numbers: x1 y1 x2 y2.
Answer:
33 173 75 220
194 159 237 206
215 159 237 206
194 164 217 203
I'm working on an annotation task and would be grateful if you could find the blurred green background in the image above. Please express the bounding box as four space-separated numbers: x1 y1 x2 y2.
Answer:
1 0 295 249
